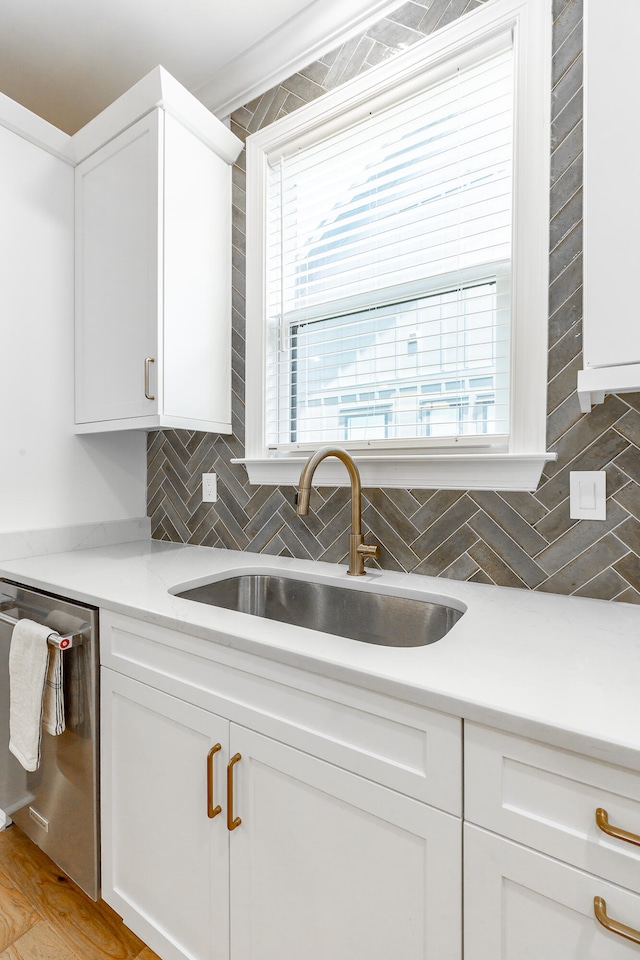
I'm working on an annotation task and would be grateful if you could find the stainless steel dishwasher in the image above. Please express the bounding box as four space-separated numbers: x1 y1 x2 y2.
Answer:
0 578 100 899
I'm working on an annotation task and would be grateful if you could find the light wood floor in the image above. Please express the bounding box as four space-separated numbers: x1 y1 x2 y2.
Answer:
0 824 160 960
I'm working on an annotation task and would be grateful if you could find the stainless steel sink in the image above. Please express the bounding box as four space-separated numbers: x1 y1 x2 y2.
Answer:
173 574 464 647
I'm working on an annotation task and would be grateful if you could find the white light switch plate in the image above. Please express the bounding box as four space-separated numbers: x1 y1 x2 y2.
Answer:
569 470 606 520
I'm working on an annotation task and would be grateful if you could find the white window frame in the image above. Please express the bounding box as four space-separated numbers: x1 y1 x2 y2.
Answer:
237 0 555 491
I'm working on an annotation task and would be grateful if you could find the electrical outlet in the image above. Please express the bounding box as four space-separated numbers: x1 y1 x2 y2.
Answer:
202 473 217 503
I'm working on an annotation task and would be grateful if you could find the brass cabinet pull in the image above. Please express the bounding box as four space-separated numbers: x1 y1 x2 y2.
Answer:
227 752 242 831
144 357 155 400
207 744 222 819
596 807 640 847
594 896 640 945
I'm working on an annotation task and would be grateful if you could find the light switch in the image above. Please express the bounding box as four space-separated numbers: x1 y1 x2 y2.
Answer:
569 471 606 520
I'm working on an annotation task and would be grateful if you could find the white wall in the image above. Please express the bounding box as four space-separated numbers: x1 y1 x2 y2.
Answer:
0 116 147 534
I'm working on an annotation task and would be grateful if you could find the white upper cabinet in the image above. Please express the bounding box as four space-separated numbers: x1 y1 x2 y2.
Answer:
73 67 242 433
579 0 640 411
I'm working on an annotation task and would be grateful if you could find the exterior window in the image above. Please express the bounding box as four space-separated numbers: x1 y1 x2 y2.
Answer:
242 0 553 490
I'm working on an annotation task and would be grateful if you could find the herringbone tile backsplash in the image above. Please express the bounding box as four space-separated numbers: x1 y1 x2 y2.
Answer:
148 0 640 604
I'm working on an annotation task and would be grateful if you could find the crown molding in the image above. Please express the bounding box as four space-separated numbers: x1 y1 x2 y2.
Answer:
195 0 408 119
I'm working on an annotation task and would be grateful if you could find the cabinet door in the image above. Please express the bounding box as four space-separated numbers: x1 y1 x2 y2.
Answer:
229 725 461 960
465 824 640 959
584 0 640 369
75 111 160 424
101 670 230 960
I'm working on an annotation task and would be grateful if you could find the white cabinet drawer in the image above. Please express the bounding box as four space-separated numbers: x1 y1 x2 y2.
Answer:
465 723 640 893
465 824 640 959
100 609 462 814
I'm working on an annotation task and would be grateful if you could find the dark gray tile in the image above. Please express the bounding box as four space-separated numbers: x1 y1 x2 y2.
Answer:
211 499 250 550
363 489 420 542
549 187 583 251
277 517 321 561
337 37 377 86
549 252 582 320
413 523 478 576
552 19 582 88
603 463 631 498
614 586 640 605
318 528 350 565
468 513 547 587
468 538 527 589
614 516 640 556
550 119 582 187
536 501 627 575
613 552 640 593
537 427 629 509
553 0 583 53
498 492 548 526
552 85 583 170
614 409 640 447
620 393 640 414
363 503 421 571
470 491 548 556
614 446 640 485
282 72 326 104
439 552 480 581
246 511 285 553
549 221 582 286
299 60 331 86
418 0 461 33
412 495 478 556
574 567 626 601
613 482 640 522
537 534 627 596
550 153 582 222
547 355 582 419
534 498 576 544
316 487 352 525
278 500 325 556
258 533 288 557
469 569 494 585
243 489 286 538
412 490 465 530
316 500 353 549
389 1 428 29
550 395 628 471
547 391 583 446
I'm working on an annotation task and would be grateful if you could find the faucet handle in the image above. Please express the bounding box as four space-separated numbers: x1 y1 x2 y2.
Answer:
357 543 380 559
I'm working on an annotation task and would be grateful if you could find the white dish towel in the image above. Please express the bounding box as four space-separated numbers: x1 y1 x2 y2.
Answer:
9 618 63 772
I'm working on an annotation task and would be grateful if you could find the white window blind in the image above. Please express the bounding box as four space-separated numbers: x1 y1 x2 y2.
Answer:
264 42 514 451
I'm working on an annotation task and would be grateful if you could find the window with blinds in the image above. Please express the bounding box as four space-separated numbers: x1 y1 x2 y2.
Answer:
264 41 514 451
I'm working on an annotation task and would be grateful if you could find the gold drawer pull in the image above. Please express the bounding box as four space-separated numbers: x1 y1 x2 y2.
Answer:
596 808 640 847
227 753 242 831
207 744 222 819
594 897 640 945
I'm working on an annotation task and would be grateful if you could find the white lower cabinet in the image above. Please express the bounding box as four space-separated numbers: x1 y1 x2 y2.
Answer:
464 825 640 959
464 722 640 958
101 671 230 960
101 664 461 960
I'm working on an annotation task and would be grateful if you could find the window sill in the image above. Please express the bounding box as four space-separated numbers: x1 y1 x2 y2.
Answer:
232 452 556 491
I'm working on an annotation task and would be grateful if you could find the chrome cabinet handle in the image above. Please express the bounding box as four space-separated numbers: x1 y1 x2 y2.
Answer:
207 744 222 819
594 897 640 945
227 753 242 831
596 808 640 847
144 357 155 400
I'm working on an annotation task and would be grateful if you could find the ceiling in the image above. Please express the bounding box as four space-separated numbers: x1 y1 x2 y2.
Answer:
0 0 404 135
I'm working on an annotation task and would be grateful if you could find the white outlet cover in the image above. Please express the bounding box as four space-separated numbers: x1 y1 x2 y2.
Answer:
202 473 217 502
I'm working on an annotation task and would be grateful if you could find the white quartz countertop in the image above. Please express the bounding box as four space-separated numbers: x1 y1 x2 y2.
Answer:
1 539 639 768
